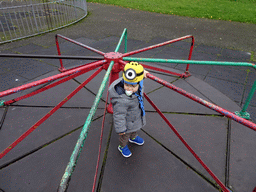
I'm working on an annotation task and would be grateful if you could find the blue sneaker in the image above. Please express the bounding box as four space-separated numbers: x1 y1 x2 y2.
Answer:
129 136 144 145
118 145 132 158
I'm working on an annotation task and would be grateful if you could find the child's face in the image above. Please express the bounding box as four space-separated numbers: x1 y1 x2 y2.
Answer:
124 83 139 93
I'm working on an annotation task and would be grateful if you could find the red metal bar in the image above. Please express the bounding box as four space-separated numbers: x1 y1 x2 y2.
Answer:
144 93 230 192
57 58 104 73
119 59 183 78
146 73 256 131
0 60 106 98
55 34 65 71
185 36 195 72
4 64 100 105
0 67 104 159
56 34 105 56
92 88 110 192
117 59 128 68
0 54 104 60
143 64 183 77
106 59 123 114
122 35 194 57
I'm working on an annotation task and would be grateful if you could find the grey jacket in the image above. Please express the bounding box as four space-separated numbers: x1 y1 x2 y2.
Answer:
109 78 146 133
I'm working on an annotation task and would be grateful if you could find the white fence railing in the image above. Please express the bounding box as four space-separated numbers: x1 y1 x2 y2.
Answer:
0 0 87 44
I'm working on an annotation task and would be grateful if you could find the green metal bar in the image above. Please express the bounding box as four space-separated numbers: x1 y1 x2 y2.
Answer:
124 56 256 119
58 30 127 191
58 61 114 192
0 100 4 106
242 80 256 112
125 30 127 53
115 28 127 52
123 57 256 69
235 79 256 119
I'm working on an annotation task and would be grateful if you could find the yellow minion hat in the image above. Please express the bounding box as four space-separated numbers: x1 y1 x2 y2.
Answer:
123 62 144 84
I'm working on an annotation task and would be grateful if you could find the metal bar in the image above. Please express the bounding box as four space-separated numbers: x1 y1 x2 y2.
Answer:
58 1 65 25
55 2 62 27
119 59 183 77
23 6 31 33
63 0 69 25
13 9 22 36
122 35 194 57
46 2 53 29
43 0 50 30
0 21 7 41
49 2 56 29
4 64 99 105
8 9 17 38
58 30 125 192
241 79 256 113
0 60 106 98
0 67 103 159
18 11 26 35
35 5 43 31
54 2 59 28
185 36 195 71
92 89 110 192
31 4 39 32
58 60 115 192
56 34 105 56
58 30 123 191
143 64 183 77
144 93 230 192
123 57 256 69
27 5 35 33
146 73 256 131
115 28 127 52
3 12 13 40
55 34 64 69
0 53 104 60
55 1 61 27
125 30 127 53
73 0 78 19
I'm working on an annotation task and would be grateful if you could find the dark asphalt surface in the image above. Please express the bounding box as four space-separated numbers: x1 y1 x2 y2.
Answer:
0 2 256 192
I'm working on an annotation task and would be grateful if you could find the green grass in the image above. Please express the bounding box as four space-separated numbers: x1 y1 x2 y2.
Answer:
87 0 256 24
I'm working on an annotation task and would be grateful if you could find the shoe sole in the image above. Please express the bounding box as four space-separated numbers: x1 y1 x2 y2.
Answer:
118 147 132 158
129 139 144 145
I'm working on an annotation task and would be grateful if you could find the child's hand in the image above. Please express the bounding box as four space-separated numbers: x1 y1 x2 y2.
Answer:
144 70 149 78
119 132 126 135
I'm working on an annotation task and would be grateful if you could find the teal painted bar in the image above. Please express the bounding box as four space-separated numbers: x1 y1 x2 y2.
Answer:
124 56 256 119
123 57 256 69
0 100 4 106
58 29 127 191
125 32 127 53
58 60 115 192
115 28 127 53
242 80 256 112
235 80 256 119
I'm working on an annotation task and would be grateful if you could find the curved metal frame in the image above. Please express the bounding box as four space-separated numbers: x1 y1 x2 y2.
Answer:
0 0 87 44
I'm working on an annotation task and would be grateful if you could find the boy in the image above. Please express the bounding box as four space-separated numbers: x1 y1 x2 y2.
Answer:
109 62 147 158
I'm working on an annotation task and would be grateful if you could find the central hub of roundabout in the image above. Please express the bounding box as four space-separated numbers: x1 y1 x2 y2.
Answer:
104 52 123 62
104 52 123 72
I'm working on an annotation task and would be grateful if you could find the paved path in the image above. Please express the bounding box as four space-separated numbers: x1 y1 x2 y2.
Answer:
0 2 256 192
